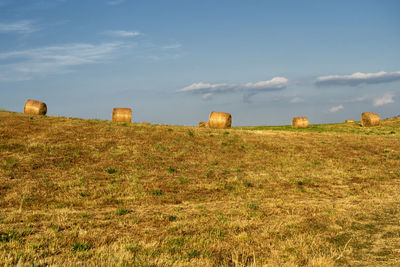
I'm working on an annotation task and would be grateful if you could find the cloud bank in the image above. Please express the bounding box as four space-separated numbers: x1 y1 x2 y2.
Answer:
316 70 400 86
104 30 140 37
178 77 288 101
161 43 182 50
0 20 37 34
178 82 235 94
343 95 369 103
373 92 395 107
0 42 122 81
107 0 125 5
290 97 304 103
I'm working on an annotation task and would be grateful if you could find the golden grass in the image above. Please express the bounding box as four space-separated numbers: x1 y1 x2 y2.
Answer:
1 110 400 266
198 121 208 128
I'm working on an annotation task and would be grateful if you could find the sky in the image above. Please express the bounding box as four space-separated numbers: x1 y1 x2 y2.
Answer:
0 0 399 126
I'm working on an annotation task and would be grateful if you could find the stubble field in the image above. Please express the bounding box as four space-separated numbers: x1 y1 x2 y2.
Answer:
1 110 400 266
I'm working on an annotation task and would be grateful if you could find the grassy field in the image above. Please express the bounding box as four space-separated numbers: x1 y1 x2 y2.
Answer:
1 110 400 266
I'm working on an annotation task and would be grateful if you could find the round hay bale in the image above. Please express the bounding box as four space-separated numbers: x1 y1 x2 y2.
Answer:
208 111 232 129
361 112 380 127
198 121 208 127
292 117 309 128
345 119 355 123
24 99 47 115
112 108 132 123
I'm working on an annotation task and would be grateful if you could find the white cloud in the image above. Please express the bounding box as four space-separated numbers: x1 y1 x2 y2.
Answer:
104 30 140 37
242 77 288 102
178 77 288 101
161 43 182 49
373 92 395 107
343 95 369 103
177 82 234 94
290 97 304 103
329 105 344 112
244 77 288 90
107 0 125 5
316 70 400 86
0 20 37 34
0 42 122 81
202 93 213 100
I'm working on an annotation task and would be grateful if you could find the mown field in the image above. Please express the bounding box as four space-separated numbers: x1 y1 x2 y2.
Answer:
1 110 400 266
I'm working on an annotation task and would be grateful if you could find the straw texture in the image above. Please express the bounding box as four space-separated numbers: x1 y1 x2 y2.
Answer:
208 112 232 129
24 99 47 115
361 112 380 127
292 117 309 129
198 121 208 127
112 108 132 123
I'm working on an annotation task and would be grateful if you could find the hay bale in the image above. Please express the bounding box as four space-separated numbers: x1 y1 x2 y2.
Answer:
384 116 400 121
208 111 232 129
345 119 355 123
112 108 132 123
198 121 208 127
361 112 380 127
292 117 309 128
24 99 47 115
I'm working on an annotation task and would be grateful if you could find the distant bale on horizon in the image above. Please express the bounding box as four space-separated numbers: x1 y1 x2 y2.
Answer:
292 117 309 129
24 99 47 115
361 112 380 127
385 115 400 121
345 119 355 123
208 111 232 129
112 108 132 123
198 121 208 127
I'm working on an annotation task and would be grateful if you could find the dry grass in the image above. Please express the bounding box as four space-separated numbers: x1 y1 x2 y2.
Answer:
1 110 400 266
198 121 208 128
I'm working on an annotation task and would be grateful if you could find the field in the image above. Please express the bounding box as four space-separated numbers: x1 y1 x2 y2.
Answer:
1 110 400 266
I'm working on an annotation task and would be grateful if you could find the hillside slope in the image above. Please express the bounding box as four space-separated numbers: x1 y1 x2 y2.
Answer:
1 110 400 266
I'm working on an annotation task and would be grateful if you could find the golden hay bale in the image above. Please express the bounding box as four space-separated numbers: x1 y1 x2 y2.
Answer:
383 116 400 122
345 119 355 123
292 117 309 128
24 99 47 115
384 116 400 121
208 111 232 129
198 121 208 127
112 108 132 123
361 112 380 127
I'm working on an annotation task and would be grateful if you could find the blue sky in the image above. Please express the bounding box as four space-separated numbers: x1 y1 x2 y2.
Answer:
0 0 399 126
